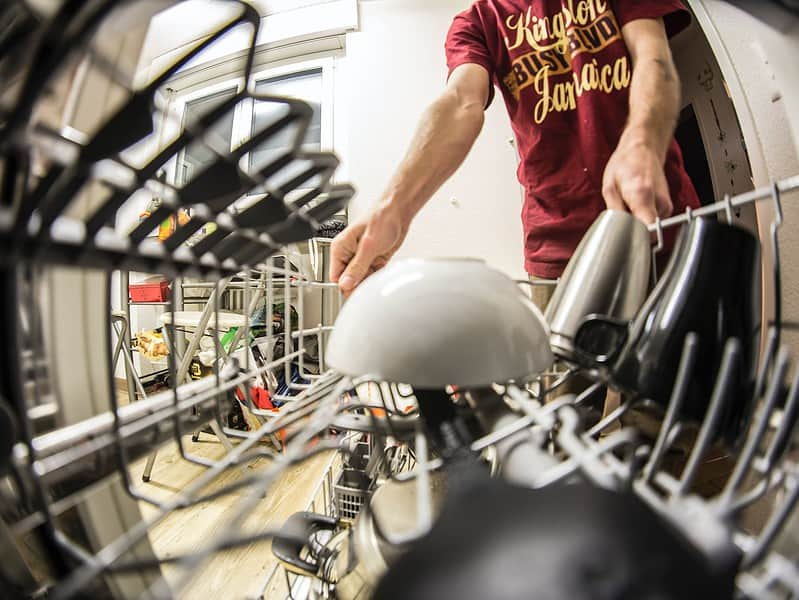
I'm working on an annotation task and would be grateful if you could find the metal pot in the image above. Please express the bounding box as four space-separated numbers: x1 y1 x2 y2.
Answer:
334 472 448 599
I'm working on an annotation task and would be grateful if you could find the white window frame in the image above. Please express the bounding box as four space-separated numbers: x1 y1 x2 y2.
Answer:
163 55 335 191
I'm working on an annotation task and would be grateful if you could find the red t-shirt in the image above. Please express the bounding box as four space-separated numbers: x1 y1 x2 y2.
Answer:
445 0 701 278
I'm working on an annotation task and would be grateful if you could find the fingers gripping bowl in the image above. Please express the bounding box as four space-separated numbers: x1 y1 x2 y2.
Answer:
326 258 554 387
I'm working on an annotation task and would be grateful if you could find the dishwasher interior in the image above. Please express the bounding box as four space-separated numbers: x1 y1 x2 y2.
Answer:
1 1 799 599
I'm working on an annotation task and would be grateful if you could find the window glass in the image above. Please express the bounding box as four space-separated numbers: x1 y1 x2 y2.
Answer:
178 87 237 185
249 69 322 174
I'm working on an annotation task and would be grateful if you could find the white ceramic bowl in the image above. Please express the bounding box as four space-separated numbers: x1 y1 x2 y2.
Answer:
326 258 553 387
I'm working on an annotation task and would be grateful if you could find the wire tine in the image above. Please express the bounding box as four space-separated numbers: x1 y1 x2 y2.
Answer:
213 275 224 424
370 422 434 546
762 360 799 470
297 264 306 378
539 366 579 402
771 180 785 227
572 380 605 406
719 347 790 512
755 328 781 401
653 216 664 250
585 396 639 438
558 405 628 489
470 413 537 453
167 272 183 455
724 471 783 516
242 270 256 415
283 251 292 393
317 327 325 378
677 338 741 496
266 258 275 367
770 182 783 349
743 465 799 569
724 193 734 224
644 333 700 483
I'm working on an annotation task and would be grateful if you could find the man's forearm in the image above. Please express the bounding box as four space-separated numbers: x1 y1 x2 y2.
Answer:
603 19 681 222
379 89 485 225
621 51 681 162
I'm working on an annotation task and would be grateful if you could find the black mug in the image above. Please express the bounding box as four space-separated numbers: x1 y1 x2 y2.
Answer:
575 217 761 447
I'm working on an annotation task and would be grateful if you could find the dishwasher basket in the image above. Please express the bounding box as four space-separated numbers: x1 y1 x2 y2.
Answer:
333 468 372 522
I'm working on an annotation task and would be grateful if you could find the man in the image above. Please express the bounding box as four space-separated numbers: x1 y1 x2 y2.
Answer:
330 0 700 304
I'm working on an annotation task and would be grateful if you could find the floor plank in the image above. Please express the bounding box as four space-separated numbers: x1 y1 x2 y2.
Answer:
130 435 332 599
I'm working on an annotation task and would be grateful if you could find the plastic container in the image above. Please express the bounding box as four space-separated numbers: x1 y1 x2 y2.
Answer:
334 468 371 522
129 281 170 303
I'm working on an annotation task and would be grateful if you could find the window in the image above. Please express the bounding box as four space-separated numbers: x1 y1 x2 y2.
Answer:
249 69 323 173
170 59 332 203
178 87 237 186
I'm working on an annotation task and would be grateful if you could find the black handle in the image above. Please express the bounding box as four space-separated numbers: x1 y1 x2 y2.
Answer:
271 511 338 577
573 314 629 367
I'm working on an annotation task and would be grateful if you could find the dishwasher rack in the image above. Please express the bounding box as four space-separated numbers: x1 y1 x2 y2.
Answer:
2 1 799 598
0 1 356 597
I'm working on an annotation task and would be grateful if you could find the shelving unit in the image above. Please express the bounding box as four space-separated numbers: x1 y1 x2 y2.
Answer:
112 238 341 482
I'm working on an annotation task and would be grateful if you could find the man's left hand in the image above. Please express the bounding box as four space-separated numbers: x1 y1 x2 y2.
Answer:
602 138 673 224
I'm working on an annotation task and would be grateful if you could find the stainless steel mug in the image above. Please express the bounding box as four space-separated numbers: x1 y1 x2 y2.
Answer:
545 210 651 360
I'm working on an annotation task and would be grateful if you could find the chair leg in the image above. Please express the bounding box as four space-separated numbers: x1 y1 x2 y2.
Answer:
142 451 157 482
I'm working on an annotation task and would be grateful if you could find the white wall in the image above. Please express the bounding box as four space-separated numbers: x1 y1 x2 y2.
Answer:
336 0 527 278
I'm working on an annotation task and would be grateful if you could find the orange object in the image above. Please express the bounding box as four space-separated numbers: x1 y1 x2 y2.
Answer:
235 386 274 410
156 210 190 241
129 281 170 302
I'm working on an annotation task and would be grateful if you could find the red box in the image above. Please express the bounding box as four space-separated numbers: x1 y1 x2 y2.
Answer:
129 281 170 303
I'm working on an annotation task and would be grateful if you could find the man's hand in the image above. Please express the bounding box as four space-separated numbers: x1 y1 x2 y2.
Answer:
602 137 672 224
330 205 408 296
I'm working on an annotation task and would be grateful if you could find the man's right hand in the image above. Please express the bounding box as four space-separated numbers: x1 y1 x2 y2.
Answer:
330 205 408 296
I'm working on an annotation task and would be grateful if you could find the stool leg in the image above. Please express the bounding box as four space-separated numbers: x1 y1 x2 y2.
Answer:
209 419 235 451
142 451 157 482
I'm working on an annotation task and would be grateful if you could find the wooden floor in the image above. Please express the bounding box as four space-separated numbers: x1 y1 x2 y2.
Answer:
129 435 332 599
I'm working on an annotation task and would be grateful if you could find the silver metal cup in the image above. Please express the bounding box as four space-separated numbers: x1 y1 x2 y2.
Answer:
545 210 651 360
